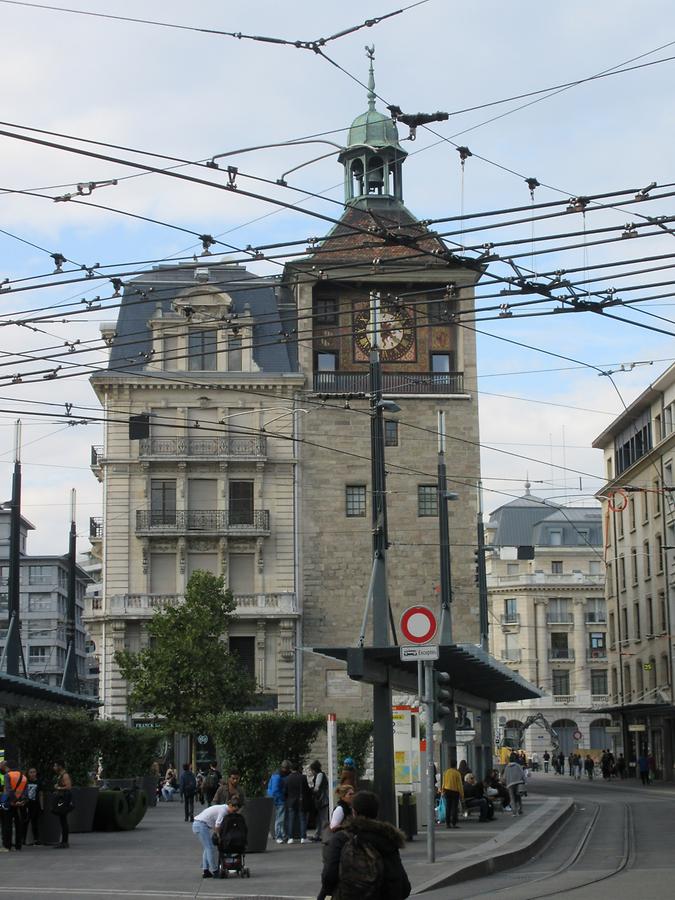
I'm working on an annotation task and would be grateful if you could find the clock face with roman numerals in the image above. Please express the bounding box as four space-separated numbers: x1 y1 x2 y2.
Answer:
354 306 415 361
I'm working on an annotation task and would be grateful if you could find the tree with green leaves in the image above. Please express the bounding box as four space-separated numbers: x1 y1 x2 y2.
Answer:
115 570 255 737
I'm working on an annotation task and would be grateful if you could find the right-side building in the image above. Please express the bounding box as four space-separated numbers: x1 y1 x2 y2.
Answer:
593 363 675 781
486 485 609 755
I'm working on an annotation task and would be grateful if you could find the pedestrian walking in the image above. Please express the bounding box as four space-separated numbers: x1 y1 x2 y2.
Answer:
441 759 464 829
329 784 355 832
616 753 626 779
317 790 411 900
339 757 358 790
267 760 291 843
543 751 550 774
191 802 231 878
574 754 583 780
51 761 73 849
309 760 329 842
0 761 27 851
557 751 565 775
503 754 525 816
584 755 594 780
284 762 312 843
637 751 650 786
213 769 246 807
179 763 197 822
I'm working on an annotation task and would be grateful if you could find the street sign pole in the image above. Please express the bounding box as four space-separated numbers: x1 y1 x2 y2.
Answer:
424 660 435 864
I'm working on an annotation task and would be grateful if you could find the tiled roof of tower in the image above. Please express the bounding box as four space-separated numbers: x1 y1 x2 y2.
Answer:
307 202 453 265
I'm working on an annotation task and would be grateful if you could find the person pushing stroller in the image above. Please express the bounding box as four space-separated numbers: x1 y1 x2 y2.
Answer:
216 795 250 879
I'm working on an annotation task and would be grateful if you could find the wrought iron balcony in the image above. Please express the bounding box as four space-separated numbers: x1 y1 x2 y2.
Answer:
138 435 266 460
546 612 574 624
90 445 104 481
312 371 464 395
548 648 575 661
90 517 103 540
500 614 520 626
135 509 270 535
585 612 607 624
587 648 608 661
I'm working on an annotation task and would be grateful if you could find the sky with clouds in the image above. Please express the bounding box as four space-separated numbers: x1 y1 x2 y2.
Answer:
2 0 675 553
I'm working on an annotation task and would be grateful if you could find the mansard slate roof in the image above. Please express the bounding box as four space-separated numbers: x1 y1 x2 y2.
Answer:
102 261 298 375
489 486 602 548
306 200 457 265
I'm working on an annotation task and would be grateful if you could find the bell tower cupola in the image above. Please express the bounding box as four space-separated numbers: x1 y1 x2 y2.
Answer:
338 46 407 208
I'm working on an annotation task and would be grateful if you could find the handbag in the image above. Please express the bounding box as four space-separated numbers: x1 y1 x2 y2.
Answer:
51 790 75 816
435 795 446 823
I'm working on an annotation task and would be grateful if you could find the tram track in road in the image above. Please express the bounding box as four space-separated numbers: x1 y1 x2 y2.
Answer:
459 799 636 900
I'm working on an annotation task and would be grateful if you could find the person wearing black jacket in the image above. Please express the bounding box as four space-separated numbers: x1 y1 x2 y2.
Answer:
179 764 197 823
284 763 312 843
318 791 411 900
462 774 493 821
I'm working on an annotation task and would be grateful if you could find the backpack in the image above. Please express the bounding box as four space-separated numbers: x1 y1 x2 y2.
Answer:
313 771 329 810
204 771 219 792
219 811 248 853
336 832 384 900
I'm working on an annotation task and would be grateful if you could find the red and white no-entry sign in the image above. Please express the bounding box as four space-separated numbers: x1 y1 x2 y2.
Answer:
400 605 437 644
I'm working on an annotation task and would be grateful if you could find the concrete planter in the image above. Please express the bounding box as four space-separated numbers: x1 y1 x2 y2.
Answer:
242 796 274 853
70 786 100 833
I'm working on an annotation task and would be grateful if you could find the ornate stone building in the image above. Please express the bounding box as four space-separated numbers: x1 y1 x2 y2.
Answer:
486 486 609 754
85 264 304 720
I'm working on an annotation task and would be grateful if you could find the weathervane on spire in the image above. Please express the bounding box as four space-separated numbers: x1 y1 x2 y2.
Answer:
365 45 376 110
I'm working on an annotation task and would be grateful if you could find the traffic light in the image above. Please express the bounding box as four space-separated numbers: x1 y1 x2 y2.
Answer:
434 671 452 723
473 549 480 585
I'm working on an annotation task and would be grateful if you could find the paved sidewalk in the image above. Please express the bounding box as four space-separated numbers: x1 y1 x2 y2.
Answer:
0 791 572 899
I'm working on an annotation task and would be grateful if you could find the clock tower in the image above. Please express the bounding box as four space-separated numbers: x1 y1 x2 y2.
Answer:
285 52 484 723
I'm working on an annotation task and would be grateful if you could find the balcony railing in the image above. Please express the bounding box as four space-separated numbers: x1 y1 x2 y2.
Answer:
88 592 298 617
490 573 604 586
139 435 267 459
549 648 575 661
500 614 520 626
500 649 521 662
553 694 575 704
590 694 610 706
546 612 574 624
587 648 608 661
312 371 464 395
585 612 607 624
135 509 270 535
90 517 103 539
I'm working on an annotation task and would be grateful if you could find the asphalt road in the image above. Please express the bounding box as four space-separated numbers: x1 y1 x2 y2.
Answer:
422 773 675 900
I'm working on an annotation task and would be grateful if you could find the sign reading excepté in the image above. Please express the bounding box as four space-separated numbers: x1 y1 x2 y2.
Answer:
400 605 438 645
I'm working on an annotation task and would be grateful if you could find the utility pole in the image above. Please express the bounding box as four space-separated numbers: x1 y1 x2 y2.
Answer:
436 411 456 770
423 662 435 863
61 489 79 693
476 480 489 652
368 290 396 825
2 421 25 677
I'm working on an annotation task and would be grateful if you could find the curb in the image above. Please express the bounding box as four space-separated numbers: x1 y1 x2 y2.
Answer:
413 797 575 894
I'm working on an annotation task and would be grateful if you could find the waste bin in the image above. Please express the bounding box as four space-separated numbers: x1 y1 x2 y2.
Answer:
397 792 417 841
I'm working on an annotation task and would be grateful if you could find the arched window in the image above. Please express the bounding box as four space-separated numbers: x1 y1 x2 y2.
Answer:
350 159 364 197
551 719 579 755
589 718 611 749
366 155 385 194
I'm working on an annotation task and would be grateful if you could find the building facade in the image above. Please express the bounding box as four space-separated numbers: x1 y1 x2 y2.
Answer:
593 364 675 779
87 65 488 728
85 264 304 721
286 67 483 720
0 507 92 692
486 486 609 754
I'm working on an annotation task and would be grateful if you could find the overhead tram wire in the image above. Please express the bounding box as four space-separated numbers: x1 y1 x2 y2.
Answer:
0 0 431 49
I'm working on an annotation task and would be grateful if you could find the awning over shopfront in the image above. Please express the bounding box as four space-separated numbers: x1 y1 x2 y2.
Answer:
0 672 99 711
312 643 542 709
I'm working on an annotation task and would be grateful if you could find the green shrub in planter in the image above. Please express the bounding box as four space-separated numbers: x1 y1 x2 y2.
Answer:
94 719 165 779
5 710 97 786
337 720 373 778
93 789 148 831
210 713 324 798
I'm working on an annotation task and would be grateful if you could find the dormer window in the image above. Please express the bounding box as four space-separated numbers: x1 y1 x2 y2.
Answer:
188 329 217 371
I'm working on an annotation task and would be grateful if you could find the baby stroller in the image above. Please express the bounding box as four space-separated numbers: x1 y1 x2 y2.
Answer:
217 811 250 879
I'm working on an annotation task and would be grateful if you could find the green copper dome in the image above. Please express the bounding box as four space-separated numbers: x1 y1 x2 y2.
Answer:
347 108 403 150
343 51 405 152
